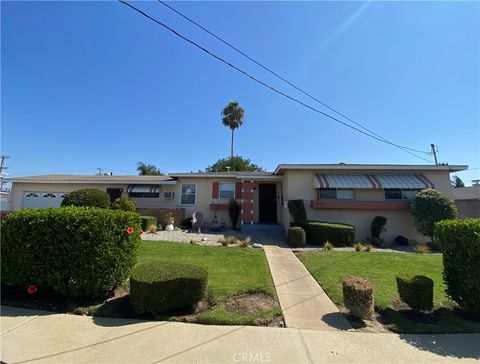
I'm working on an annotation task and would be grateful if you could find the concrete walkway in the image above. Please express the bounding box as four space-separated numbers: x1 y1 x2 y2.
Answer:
264 246 352 331
2 306 479 363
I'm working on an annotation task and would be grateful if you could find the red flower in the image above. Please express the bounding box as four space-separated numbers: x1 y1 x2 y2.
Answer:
127 227 134 234
27 285 38 294
140 230 144 235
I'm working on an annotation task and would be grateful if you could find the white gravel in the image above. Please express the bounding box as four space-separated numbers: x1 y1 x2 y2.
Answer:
141 229 245 246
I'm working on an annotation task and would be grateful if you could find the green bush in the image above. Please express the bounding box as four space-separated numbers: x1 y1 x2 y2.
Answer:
130 261 208 315
371 216 387 239
287 200 307 224
1 207 141 298
287 227 306 248
411 189 457 242
140 216 157 230
435 218 480 316
342 276 374 319
396 274 433 311
61 188 111 208
228 199 241 229
301 220 355 246
111 197 137 212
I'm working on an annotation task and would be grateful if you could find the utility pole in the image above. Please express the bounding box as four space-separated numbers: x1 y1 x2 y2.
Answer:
96 167 104 175
430 144 438 165
0 155 10 191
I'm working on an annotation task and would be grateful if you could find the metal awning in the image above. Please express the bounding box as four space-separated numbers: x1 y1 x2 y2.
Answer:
127 185 160 193
313 174 435 189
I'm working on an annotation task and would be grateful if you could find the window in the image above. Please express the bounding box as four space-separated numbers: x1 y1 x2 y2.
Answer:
384 189 420 200
128 192 159 198
181 184 196 205
163 191 175 200
319 188 356 200
42 193 57 198
25 192 39 198
219 182 235 199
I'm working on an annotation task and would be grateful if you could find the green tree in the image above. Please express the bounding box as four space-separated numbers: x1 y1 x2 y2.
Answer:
136 162 162 176
411 188 458 243
221 101 244 158
206 156 264 172
453 176 465 188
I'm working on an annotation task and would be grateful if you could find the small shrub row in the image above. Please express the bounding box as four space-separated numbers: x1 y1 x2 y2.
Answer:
287 227 306 248
1 207 141 298
298 220 355 246
396 274 433 311
342 276 374 319
130 261 208 315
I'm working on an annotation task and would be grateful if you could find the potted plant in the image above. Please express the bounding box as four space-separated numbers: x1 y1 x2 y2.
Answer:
165 212 175 231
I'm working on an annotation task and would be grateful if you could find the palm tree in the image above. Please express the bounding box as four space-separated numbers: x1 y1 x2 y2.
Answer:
221 101 244 159
136 162 162 175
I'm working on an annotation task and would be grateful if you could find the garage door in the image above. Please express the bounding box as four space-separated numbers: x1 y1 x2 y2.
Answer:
21 192 67 209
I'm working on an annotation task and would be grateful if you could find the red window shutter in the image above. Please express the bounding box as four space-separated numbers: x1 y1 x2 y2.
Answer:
235 182 242 199
212 182 219 199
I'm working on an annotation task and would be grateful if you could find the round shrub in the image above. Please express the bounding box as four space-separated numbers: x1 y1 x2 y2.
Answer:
435 218 480 317
411 188 457 242
303 220 355 246
130 261 208 315
396 274 433 311
287 227 306 248
1 207 141 298
342 276 374 319
111 197 137 212
140 215 157 230
61 188 110 208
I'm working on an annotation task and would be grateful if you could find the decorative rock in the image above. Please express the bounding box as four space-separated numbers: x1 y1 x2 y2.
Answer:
394 235 409 246
165 224 174 231
252 243 263 249
201 237 207 241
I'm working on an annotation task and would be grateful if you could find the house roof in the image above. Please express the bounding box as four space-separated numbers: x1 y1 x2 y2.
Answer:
453 185 480 200
274 164 468 174
8 174 177 185
168 171 282 180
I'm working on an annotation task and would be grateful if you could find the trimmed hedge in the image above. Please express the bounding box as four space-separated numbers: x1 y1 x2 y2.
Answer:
371 216 387 239
61 188 110 208
396 274 433 311
287 227 306 248
111 197 137 212
435 218 480 316
342 276 374 319
299 220 355 246
140 215 157 230
1 207 141 298
287 200 307 224
130 261 208 315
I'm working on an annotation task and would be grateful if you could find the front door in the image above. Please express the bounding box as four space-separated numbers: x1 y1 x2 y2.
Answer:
106 188 123 202
259 184 277 224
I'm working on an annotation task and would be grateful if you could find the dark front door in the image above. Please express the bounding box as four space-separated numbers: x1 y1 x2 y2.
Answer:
106 188 123 202
259 184 277 224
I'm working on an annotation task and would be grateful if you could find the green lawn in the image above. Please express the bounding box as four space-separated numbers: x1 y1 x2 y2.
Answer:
296 250 480 333
297 250 446 309
135 241 281 325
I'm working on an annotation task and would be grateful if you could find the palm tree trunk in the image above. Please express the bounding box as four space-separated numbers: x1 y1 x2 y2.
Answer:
230 128 234 159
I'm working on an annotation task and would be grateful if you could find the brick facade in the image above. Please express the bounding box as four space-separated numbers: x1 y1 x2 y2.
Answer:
240 181 255 225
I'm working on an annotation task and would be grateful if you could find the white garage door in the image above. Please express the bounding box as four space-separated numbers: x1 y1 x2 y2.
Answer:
21 192 67 209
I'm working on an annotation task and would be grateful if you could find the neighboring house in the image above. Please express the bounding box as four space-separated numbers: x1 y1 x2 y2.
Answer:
8 163 466 242
453 185 480 218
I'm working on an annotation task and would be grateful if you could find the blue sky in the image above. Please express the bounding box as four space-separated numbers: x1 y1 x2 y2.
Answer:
2 1 479 184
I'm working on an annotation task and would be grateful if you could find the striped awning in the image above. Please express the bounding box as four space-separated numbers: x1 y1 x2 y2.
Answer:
127 185 160 193
313 174 435 189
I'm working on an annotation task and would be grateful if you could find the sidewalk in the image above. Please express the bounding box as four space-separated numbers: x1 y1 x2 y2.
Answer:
2 306 479 363
264 246 352 330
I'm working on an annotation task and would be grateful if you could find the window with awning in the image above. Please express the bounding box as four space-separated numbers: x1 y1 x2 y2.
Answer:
127 185 160 198
313 174 435 189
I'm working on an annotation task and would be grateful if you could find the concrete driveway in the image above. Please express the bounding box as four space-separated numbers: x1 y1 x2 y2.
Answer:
2 306 479 363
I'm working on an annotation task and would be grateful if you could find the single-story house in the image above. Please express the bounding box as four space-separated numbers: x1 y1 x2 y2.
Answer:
8 163 467 242
453 185 480 218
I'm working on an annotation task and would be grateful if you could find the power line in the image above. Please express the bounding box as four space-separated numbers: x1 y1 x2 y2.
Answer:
157 0 431 156
119 1 434 164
